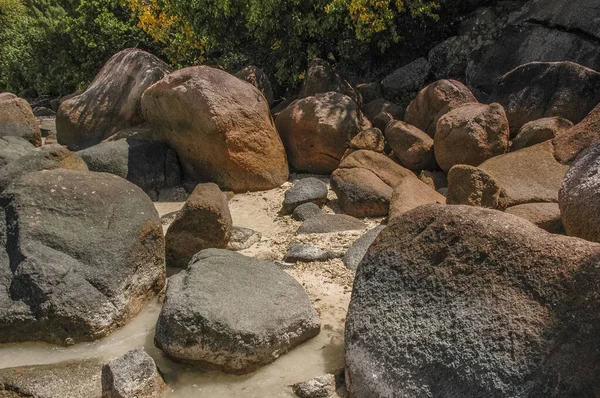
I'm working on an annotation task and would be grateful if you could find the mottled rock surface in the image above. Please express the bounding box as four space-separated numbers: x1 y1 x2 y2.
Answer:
154 249 320 374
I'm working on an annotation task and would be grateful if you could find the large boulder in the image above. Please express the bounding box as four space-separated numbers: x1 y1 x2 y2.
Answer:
559 144 600 243
384 120 436 171
447 141 569 209
554 103 600 164
142 65 289 191
0 136 36 168
404 79 478 137
276 92 371 174
511 116 573 151
0 145 88 194
0 169 165 344
235 65 274 105
298 58 362 106
78 138 181 199
489 62 600 134
467 0 600 93
381 58 431 100
57 49 172 150
434 103 510 172
165 183 232 268
0 93 41 146
346 203 600 397
154 249 320 374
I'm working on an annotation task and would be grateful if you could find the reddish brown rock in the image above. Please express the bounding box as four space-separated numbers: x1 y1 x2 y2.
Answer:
404 79 478 137
143 66 289 191
418 170 448 191
349 127 385 152
447 164 506 209
388 178 446 220
434 103 510 172
554 103 600 164
165 183 233 268
332 150 440 218
505 203 564 234
385 120 436 171
275 92 370 174
447 142 569 209
0 94 41 146
331 168 393 218
511 116 573 151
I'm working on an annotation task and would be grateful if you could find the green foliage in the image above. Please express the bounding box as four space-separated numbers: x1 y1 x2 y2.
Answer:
0 0 480 97
0 0 154 97
132 0 459 88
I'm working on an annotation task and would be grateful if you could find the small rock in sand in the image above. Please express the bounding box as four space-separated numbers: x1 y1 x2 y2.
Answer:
292 202 324 221
297 214 366 235
282 177 329 214
292 373 337 398
284 244 338 263
227 226 262 251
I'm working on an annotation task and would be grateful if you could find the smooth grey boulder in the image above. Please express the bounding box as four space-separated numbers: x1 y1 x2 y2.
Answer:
282 177 328 214
559 144 600 243
102 348 166 398
0 359 103 397
0 144 88 194
0 136 37 168
227 226 262 251
78 138 181 199
346 203 600 397
0 169 166 345
342 225 385 271
283 244 338 263
154 249 320 374
297 214 366 234
292 202 323 221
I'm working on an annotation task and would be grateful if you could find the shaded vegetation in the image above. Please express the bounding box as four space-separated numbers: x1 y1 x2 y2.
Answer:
0 0 483 98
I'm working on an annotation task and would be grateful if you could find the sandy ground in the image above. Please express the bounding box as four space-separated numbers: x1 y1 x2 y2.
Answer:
0 174 384 397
